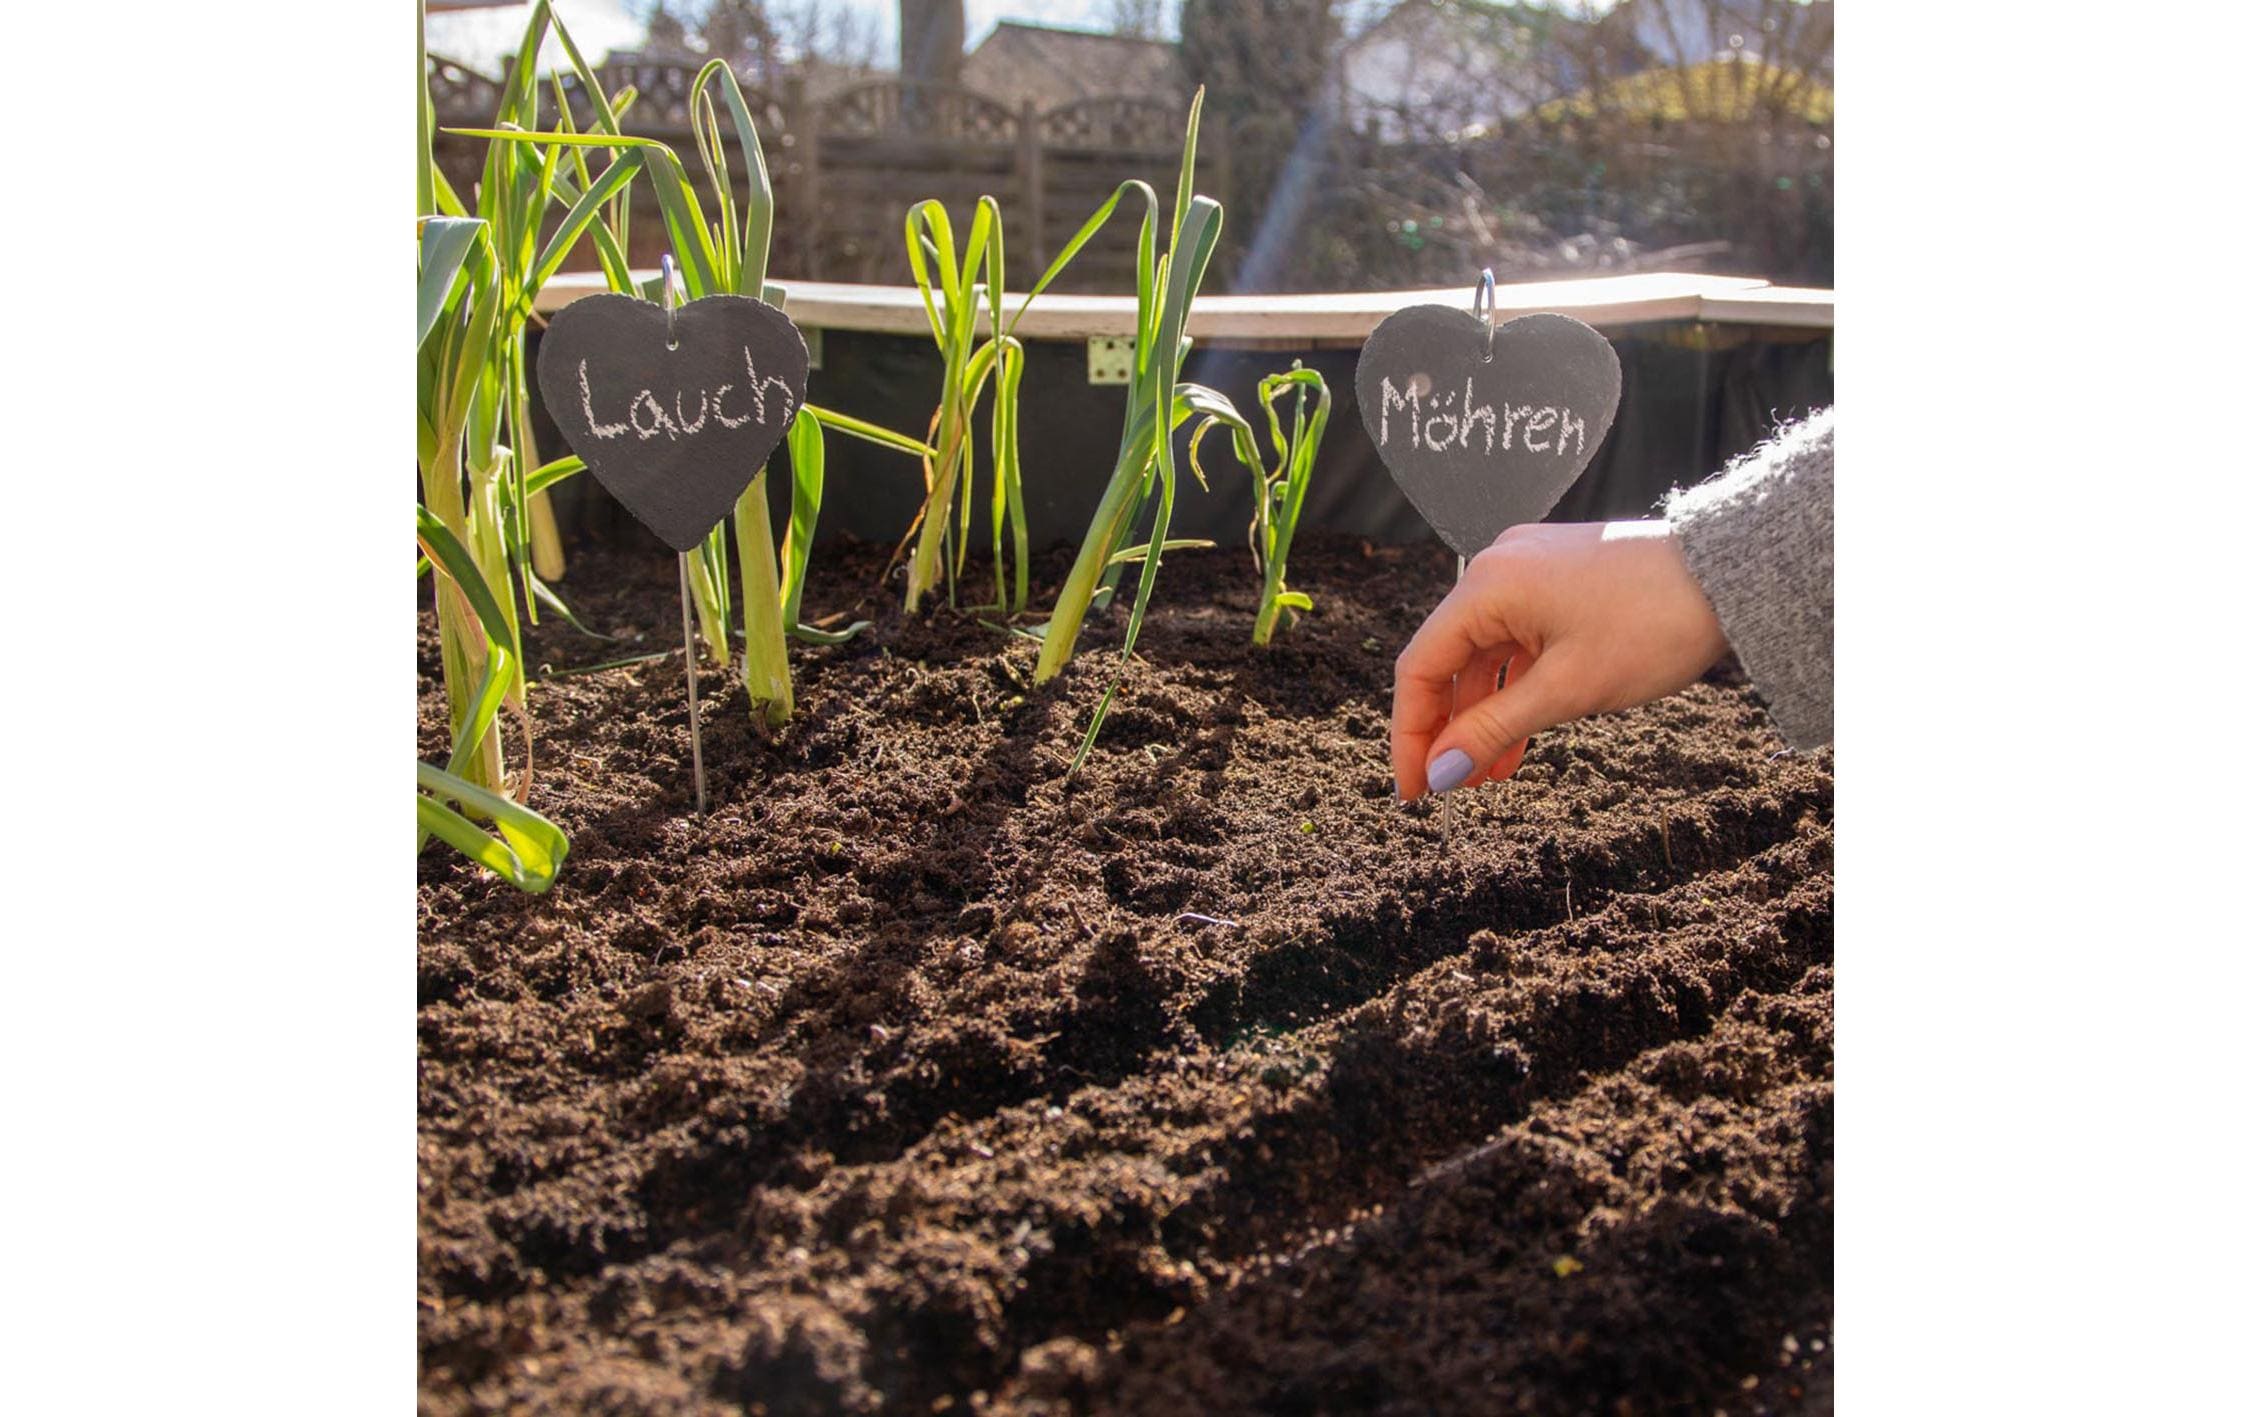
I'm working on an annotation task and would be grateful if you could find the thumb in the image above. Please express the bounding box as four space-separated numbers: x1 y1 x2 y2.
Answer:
1425 652 1572 792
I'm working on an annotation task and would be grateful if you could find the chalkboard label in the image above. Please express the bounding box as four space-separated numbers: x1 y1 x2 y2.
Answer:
1354 307 1621 558
535 292 810 553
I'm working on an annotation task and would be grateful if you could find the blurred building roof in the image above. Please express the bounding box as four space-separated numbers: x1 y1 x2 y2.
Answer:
1615 0 1832 71
1339 1 1603 141
1337 0 1830 141
962 20 1184 110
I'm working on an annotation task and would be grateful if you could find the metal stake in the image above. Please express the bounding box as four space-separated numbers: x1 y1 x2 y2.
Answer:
659 250 706 817
1440 769 1458 851
678 552 708 815
1448 263 1495 841
1442 552 1467 852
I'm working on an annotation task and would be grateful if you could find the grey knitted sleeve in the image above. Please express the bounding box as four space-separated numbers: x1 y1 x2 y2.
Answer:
1662 409 1834 748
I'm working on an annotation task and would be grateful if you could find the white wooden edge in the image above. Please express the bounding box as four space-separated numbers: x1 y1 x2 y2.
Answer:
1689 285 1835 329
532 270 1833 338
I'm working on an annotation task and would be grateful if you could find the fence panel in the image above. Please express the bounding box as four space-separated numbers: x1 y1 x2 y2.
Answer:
427 55 1208 294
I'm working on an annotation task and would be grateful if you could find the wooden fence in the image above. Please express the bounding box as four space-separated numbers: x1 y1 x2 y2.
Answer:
427 56 1224 292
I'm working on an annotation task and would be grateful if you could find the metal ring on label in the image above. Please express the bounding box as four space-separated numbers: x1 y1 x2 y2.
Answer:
661 252 680 350
1471 268 1496 362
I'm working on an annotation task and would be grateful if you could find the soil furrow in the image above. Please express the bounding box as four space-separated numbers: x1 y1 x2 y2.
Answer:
418 537 1832 1416
684 834 1829 1410
426 768 1821 1301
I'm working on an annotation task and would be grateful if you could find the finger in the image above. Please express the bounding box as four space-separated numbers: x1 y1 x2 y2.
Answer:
1392 555 1534 798
1470 649 1539 787
1424 650 1573 791
1448 645 1514 791
1451 645 1510 720
1394 631 1519 801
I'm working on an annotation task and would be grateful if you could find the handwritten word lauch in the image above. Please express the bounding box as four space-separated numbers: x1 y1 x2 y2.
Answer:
578 347 798 442
1377 376 1589 459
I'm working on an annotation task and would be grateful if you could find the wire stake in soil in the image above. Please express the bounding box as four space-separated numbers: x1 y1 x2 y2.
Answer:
678 552 708 815
1440 551 1467 853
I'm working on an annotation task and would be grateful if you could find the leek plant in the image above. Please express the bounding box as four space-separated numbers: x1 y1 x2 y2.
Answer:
898 193 1135 615
418 506 569 892
419 0 640 789
418 201 569 890
1188 361 1332 644
1034 89 1224 683
417 0 638 888
530 61 649 594
1026 91 1239 769
451 61 931 728
442 0 641 639
418 214 509 790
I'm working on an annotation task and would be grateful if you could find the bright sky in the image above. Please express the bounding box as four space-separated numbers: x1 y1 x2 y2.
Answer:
427 1 1124 73
423 1 1651 73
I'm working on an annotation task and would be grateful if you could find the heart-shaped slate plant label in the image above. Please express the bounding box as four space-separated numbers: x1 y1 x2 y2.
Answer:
535 292 809 553
1354 307 1621 558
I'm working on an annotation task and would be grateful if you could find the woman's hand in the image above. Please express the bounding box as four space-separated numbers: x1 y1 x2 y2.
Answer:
1391 521 1732 800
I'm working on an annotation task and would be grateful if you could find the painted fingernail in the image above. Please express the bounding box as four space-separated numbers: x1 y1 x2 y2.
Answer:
1427 748 1474 794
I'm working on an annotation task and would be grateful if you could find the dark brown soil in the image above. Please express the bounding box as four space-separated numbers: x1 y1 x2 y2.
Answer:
418 534 1833 1416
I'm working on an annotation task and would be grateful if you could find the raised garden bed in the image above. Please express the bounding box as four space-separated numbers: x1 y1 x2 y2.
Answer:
418 534 1833 1414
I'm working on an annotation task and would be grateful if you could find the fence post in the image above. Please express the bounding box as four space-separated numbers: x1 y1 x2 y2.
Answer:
785 73 822 280
1017 100 1046 277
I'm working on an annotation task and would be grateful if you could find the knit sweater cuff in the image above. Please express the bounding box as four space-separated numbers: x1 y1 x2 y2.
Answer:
1662 410 1835 749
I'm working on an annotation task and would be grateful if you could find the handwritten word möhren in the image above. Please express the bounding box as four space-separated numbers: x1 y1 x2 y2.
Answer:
578 347 798 442
1376 376 1588 458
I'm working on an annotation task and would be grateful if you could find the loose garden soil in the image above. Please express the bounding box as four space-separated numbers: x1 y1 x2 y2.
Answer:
418 533 1834 1416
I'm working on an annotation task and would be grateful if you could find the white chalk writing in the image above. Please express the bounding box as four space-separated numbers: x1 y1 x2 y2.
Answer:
740 347 797 428
579 347 796 442
1375 374 1586 459
1462 381 1497 452
713 384 751 428
580 359 627 439
674 389 709 434
1380 375 1420 449
628 390 672 440
1521 406 1557 452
